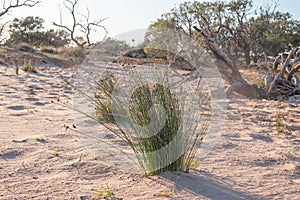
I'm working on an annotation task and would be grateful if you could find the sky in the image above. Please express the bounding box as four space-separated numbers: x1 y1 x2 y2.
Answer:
2 0 300 43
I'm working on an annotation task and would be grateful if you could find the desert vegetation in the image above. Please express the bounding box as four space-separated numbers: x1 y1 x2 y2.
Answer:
141 0 300 100
0 0 299 199
92 67 210 175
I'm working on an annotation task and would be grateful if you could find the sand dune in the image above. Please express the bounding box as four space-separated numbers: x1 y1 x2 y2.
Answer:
0 64 299 199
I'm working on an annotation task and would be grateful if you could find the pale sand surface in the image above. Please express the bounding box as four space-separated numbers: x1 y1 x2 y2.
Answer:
0 64 299 199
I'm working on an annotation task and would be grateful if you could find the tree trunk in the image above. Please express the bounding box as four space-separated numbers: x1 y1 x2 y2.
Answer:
193 26 268 99
244 46 251 66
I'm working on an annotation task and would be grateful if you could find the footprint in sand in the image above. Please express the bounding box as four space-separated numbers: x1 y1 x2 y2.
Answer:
0 150 22 159
7 105 25 111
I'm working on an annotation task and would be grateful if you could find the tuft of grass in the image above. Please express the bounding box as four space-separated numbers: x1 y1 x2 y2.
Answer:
94 68 209 176
95 73 117 123
22 59 37 73
13 57 19 75
126 82 185 175
93 184 114 200
275 110 284 133
28 109 38 113
160 188 175 197
59 47 86 61
188 159 201 169
36 137 45 142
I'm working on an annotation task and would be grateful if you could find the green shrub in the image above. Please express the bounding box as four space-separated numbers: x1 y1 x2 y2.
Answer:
126 83 185 174
95 69 208 176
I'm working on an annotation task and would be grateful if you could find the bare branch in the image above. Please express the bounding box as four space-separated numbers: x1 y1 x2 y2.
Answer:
0 0 40 18
280 48 296 78
53 0 107 48
287 49 300 81
268 47 299 93
288 64 300 80
52 22 72 33
0 21 9 43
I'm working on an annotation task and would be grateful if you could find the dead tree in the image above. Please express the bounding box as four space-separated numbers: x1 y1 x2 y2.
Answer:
265 46 300 99
78 8 108 46
193 22 300 100
193 25 268 99
53 0 107 48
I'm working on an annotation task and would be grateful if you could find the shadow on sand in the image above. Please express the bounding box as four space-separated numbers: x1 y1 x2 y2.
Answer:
156 170 263 200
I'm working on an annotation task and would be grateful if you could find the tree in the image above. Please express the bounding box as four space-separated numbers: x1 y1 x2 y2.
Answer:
250 6 300 59
98 37 131 55
53 0 107 48
156 0 254 65
8 16 70 47
44 29 70 48
170 1 196 38
9 16 44 45
150 0 300 66
147 0 300 99
194 23 300 99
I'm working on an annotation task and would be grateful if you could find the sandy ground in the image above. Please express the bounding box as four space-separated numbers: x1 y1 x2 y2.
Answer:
0 63 299 199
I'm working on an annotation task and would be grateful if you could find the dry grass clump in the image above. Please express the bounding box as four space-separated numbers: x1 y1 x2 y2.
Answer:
40 46 57 54
58 47 86 61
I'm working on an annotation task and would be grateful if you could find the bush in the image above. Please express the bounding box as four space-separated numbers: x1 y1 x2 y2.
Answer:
98 37 131 55
40 46 57 54
126 83 184 174
144 46 167 59
59 47 86 60
18 44 35 53
123 48 147 58
95 69 208 175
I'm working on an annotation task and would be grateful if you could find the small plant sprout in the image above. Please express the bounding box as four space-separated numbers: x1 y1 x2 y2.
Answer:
189 159 201 169
28 109 38 113
93 183 114 199
275 110 285 133
36 137 45 142
160 186 175 197
13 54 20 75
22 59 38 73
